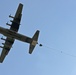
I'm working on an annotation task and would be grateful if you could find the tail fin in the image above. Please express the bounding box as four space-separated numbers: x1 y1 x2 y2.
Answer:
29 30 40 54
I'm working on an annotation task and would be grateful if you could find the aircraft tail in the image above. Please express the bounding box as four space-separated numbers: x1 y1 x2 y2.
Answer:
29 30 40 54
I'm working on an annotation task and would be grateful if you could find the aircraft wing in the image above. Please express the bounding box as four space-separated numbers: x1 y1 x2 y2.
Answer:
0 3 23 63
10 3 23 32
0 37 14 63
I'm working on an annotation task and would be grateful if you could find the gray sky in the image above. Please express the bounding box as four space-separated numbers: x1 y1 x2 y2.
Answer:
0 0 76 75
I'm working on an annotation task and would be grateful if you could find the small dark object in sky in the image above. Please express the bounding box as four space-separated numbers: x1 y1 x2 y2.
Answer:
39 44 43 46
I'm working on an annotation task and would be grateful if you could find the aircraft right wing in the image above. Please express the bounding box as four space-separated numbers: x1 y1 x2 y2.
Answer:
0 37 14 63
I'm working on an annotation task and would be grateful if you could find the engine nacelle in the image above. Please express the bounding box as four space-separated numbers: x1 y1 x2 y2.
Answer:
10 20 20 25
10 20 14 23
9 14 14 18
6 22 11 26
0 46 3 48
1 37 6 41
2 43 5 45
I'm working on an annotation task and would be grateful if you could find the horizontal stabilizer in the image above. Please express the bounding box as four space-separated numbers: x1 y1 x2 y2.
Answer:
29 30 40 54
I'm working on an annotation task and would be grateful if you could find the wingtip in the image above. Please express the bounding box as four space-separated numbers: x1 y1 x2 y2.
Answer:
37 30 40 32
0 58 3 63
19 3 23 6
0 56 4 63
29 52 32 54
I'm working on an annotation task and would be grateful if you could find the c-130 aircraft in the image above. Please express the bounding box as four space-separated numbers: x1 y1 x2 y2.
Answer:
0 3 40 63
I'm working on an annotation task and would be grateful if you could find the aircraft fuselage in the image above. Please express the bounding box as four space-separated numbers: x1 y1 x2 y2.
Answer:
0 26 32 43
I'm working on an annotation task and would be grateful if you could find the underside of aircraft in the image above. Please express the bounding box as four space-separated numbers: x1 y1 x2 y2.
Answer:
0 3 40 63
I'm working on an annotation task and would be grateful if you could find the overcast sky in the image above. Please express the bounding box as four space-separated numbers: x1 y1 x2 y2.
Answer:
0 0 76 75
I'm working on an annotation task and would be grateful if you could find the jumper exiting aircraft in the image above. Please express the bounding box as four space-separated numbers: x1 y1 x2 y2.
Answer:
0 3 40 63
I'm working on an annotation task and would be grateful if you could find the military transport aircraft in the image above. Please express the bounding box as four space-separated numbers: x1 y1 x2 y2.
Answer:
0 3 40 63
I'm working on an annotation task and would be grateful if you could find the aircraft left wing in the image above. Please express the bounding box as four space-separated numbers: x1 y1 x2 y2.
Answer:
0 37 14 63
9 3 23 32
